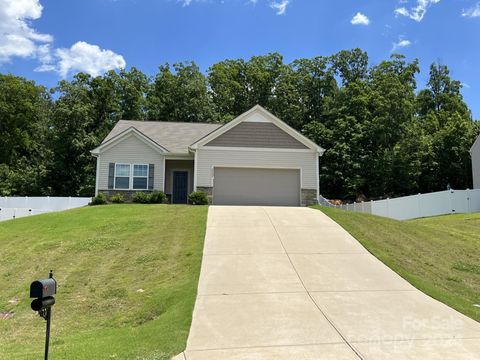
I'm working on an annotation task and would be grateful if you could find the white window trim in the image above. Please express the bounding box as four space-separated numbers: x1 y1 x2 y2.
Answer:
114 163 150 190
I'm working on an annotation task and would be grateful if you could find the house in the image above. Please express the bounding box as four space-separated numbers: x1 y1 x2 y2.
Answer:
471 134 480 189
91 105 325 206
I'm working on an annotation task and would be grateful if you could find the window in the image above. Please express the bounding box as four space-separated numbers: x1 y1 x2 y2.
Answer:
133 164 148 190
115 164 130 189
114 163 149 190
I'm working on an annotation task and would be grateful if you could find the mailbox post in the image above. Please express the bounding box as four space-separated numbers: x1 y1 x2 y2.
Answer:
30 270 57 360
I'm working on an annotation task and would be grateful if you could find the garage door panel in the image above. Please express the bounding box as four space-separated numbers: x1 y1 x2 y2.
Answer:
213 168 300 206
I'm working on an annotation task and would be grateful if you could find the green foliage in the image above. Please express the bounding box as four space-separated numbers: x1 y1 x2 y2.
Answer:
1 51 478 200
0 74 52 196
146 62 217 122
188 191 209 205
90 192 107 205
132 192 151 204
132 191 167 204
110 193 125 204
149 190 167 204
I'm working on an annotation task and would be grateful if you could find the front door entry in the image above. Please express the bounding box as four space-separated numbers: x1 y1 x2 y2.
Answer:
172 171 189 204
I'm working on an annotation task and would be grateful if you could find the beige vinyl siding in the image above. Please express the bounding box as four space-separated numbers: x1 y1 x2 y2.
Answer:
97 133 164 191
196 148 318 189
473 138 480 189
205 122 308 149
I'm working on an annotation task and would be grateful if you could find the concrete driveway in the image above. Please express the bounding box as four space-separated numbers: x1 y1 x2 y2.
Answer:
176 206 480 359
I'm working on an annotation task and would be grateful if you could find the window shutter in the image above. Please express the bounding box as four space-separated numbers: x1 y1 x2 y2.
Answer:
108 163 115 189
148 164 154 190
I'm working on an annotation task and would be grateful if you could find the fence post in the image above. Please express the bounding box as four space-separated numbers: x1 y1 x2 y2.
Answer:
450 189 455 215
417 193 421 218
386 198 390 218
466 188 471 213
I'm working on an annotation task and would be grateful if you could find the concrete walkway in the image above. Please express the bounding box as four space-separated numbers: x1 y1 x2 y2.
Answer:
176 206 480 359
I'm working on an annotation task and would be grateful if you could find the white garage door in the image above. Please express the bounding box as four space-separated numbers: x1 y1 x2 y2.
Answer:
213 167 301 206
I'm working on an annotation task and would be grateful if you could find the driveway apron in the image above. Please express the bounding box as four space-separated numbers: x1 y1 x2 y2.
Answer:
176 206 480 360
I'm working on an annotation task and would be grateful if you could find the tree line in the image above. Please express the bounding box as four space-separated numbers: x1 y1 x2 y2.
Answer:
1 49 478 200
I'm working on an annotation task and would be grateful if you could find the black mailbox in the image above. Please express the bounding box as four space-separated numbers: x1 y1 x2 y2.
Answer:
31 296 56 311
30 278 57 299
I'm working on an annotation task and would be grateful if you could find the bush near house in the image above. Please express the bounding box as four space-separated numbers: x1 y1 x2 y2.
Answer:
89 192 107 205
110 193 125 203
132 191 167 204
188 191 209 205
132 192 151 204
150 190 167 204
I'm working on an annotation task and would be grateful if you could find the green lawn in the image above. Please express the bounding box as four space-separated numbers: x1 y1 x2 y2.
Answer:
314 206 480 322
0 204 208 360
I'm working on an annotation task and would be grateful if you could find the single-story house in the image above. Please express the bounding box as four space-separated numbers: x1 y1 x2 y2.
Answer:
471 134 480 189
91 105 325 206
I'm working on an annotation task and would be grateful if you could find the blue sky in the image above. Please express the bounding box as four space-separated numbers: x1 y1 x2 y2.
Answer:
1 0 479 118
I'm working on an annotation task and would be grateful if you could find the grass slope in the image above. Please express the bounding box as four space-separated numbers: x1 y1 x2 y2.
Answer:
0 204 208 360
314 206 480 322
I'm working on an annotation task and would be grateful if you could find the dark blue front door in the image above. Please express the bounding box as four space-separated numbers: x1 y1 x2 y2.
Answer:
173 171 188 204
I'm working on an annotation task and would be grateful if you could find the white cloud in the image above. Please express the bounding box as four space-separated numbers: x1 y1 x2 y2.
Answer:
37 41 126 78
392 38 411 52
0 0 126 77
177 0 288 15
0 0 53 63
462 3 480 18
395 0 440 22
270 0 289 15
351 12 370 25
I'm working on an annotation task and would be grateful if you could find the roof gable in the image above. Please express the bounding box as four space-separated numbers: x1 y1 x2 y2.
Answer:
96 120 222 154
91 127 168 155
190 105 324 154
205 122 309 149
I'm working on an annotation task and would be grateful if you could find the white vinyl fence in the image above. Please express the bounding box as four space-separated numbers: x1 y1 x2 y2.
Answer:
0 197 91 222
320 189 480 220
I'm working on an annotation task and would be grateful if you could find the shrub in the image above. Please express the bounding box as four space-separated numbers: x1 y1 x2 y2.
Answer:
90 193 107 205
188 191 209 205
149 190 167 204
111 193 125 204
132 192 151 204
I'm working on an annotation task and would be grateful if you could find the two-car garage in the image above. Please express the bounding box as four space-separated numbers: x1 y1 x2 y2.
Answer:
212 167 301 206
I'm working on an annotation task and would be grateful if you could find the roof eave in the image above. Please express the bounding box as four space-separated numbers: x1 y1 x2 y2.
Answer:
92 126 170 155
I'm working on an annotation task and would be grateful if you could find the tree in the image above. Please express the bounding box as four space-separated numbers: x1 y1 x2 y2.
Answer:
146 62 216 122
416 63 478 190
0 74 52 195
208 53 287 122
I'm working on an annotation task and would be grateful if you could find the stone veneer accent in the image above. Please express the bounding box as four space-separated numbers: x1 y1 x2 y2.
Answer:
301 189 318 206
196 186 213 205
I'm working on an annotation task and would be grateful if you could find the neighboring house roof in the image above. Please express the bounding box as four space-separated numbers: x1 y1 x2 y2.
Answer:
101 120 223 153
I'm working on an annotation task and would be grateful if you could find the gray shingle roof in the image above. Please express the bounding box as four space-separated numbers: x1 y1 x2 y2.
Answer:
103 120 223 153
